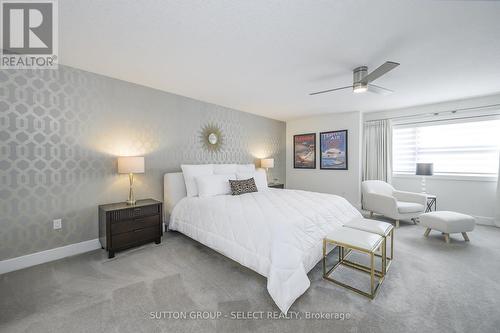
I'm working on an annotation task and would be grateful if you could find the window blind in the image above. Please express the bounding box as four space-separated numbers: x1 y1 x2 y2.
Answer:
393 118 500 175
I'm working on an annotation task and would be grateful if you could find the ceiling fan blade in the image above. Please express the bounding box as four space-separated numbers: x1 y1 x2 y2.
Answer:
367 84 393 95
362 61 400 83
309 86 353 95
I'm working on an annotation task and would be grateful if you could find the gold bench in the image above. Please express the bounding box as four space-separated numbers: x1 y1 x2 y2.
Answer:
323 228 387 299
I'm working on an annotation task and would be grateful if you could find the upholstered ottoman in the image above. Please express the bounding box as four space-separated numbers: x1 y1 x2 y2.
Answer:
419 211 476 243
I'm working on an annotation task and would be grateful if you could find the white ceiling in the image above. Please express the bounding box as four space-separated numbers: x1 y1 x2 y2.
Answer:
60 0 500 121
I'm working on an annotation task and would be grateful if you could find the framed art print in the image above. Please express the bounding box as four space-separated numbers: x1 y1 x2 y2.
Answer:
293 133 316 169
320 130 348 170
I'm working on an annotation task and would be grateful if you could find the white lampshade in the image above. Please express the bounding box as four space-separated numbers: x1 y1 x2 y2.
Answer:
117 156 145 174
261 158 274 169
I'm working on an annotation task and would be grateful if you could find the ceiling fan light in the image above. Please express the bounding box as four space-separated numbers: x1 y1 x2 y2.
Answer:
353 86 367 93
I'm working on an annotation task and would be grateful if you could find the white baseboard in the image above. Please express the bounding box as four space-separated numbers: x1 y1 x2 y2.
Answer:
0 239 101 275
474 215 495 226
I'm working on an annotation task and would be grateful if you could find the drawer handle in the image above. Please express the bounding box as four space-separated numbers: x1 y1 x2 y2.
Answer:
133 228 144 233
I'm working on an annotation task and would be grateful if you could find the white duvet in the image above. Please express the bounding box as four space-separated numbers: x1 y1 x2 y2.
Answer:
169 188 362 313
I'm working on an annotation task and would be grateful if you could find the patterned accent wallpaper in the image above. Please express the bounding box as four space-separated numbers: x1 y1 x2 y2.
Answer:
0 66 285 260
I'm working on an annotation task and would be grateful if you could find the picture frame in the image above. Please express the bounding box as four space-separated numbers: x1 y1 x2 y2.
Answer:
320 130 348 170
293 133 316 169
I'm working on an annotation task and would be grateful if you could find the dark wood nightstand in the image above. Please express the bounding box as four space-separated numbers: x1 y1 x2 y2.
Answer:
98 199 163 258
268 183 284 189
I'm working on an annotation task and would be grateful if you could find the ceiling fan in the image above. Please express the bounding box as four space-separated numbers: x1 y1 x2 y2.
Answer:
310 61 400 96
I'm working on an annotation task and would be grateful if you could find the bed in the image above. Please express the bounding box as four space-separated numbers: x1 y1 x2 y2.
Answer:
164 170 362 313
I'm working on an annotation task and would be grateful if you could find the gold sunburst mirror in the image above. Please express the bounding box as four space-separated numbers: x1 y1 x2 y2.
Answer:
200 123 224 152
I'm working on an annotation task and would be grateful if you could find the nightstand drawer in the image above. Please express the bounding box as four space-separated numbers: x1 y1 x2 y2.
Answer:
111 215 160 235
109 205 160 222
112 226 159 249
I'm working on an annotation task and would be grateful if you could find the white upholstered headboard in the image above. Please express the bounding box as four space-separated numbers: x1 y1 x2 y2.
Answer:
163 172 187 215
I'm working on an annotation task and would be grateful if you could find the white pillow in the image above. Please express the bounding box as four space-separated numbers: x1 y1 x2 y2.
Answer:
213 164 237 175
237 164 256 173
196 174 235 197
236 169 268 191
181 164 214 197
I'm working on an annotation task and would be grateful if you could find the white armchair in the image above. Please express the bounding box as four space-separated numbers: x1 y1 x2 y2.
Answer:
361 180 427 228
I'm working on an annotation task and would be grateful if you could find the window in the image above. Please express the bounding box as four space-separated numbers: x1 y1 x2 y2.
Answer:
393 118 500 176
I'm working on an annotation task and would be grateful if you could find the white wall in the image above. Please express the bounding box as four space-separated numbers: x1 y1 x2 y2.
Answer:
496 175 500 226
286 111 362 208
392 175 497 226
365 93 500 226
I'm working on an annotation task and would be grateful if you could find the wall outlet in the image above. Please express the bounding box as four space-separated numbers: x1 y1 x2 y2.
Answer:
53 219 62 230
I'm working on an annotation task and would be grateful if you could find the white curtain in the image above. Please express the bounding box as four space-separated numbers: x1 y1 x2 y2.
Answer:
496 154 500 227
362 119 392 182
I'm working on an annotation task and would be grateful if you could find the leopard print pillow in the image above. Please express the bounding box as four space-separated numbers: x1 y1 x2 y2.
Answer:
229 178 258 195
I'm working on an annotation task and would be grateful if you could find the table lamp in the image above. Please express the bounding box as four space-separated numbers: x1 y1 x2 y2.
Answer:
416 163 433 193
118 156 145 205
261 158 274 184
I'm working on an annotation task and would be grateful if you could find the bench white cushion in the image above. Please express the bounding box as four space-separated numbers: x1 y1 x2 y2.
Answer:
326 228 383 252
420 211 476 233
344 217 393 236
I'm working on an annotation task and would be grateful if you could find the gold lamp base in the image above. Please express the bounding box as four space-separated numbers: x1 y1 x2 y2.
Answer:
126 173 136 205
